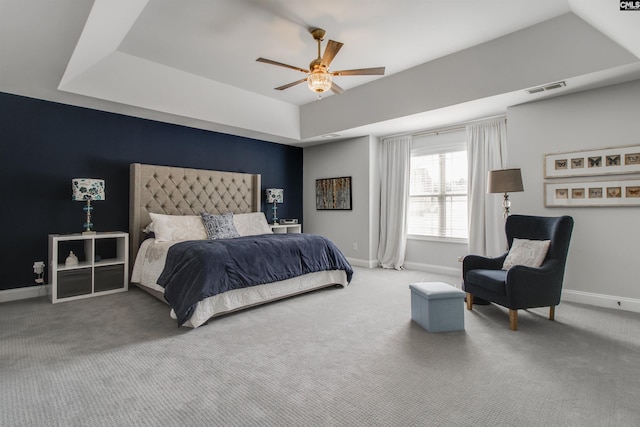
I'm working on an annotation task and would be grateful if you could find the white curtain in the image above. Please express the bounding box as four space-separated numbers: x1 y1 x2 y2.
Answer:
378 136 411 269
466 118 507 256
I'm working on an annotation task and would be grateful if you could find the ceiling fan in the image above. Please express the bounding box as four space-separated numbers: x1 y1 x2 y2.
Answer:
256 28 385 96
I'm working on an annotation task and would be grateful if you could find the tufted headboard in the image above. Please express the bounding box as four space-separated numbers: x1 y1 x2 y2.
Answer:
129 163 261 269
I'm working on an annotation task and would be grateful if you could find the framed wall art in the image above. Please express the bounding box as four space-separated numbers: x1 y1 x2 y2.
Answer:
544 178 640 207
315 176 352 210
544 144 640 178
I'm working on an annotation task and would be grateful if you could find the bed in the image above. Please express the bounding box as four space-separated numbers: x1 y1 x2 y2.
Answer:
129 163 353 328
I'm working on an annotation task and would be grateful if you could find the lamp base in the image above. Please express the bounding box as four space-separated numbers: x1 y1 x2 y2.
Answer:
272 202 278 225
502 193 511 218
82 200 96 234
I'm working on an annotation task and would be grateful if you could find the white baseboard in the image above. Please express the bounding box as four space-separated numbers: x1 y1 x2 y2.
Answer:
346 257 378 268
346 258 461 278
402 261 461 278
347 257 378 268
3 280 638 315
562 289 640 314
0 284 50 303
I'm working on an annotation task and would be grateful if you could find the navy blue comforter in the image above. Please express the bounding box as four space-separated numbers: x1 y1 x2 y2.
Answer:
157 233 353 326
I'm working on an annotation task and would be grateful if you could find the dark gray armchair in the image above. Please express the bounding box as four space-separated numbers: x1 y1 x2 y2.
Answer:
463 215 574 330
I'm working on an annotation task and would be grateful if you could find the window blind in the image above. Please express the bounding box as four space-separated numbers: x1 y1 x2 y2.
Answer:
408 130 468 239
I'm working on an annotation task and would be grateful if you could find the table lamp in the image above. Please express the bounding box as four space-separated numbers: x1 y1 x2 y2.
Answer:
266 188 283 225
72 178 105 234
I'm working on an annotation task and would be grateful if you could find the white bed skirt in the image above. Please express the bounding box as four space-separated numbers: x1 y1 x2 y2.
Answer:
131 239 349 328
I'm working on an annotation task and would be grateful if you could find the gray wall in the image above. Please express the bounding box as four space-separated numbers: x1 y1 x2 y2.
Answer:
303 136 379 267
508 79 640 311
404 239 466 277
302 79 640 313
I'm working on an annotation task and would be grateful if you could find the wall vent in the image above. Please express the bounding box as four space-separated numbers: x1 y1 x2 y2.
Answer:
526 81 566 95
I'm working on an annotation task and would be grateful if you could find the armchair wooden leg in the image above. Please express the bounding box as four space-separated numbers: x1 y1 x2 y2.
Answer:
549 306 555 321
466 293 473 310
509 309 518 331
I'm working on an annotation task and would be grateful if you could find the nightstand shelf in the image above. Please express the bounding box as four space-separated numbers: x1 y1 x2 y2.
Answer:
48 232 129 303
270 224 302 234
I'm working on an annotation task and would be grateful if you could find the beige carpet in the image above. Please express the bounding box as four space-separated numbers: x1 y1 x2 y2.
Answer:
1 266 639 426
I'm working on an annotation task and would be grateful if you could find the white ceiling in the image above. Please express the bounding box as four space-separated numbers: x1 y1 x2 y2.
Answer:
121 0 572 105
1 0 640 146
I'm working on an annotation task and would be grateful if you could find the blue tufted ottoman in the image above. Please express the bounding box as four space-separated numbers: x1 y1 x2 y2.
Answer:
409 282 465 332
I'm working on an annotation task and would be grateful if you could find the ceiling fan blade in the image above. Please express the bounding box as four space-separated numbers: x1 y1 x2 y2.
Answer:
256 58 309 74
332 67 386 76
275 78 308 91
321 40 343 67
330 82 345 95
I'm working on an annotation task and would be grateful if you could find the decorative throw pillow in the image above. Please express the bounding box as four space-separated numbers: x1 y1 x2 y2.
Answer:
201 212 241 240
502 238 551 270
148 213 207 242
233 212 273 236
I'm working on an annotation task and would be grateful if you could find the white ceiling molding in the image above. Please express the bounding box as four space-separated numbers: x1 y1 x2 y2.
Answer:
299 14 639 140
58 0 301 140
2 1 640 146
59 0 148 86
568 0 640 59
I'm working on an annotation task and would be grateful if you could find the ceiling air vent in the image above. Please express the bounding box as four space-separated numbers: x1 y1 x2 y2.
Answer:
526 81 566 95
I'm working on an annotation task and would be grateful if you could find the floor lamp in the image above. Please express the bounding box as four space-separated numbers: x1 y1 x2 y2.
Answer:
487 168 524 217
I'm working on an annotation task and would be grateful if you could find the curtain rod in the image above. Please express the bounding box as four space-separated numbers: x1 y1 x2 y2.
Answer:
382 114 507 140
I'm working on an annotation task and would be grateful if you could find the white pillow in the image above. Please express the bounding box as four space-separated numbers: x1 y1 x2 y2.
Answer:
233 212 273 236
502 238 551 270
148 213 207 242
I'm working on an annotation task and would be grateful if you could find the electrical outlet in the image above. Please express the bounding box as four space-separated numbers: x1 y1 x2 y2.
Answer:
352 243 358 251
33 261 45 274
33 261 45 284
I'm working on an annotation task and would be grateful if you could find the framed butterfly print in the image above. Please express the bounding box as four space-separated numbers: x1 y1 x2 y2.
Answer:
544 144 640 178
545 178 640 207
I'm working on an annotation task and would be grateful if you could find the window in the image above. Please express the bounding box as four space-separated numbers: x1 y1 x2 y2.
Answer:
408 131 468 240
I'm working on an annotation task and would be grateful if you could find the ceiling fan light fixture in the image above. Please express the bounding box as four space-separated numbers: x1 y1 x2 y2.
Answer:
307 69 332 93
258 27 384 96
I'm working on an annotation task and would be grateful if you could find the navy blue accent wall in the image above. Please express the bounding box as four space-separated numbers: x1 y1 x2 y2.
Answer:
0 92 302 290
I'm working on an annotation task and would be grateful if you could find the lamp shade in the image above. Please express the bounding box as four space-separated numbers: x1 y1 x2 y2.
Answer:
266 188 284 203
72 178 105 201
487 169 524 194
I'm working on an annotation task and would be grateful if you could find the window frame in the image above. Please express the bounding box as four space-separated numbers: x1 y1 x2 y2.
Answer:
407 131 468 242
